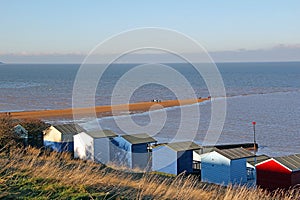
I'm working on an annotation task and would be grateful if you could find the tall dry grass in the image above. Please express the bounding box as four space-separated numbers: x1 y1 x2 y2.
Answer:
0 147 299 199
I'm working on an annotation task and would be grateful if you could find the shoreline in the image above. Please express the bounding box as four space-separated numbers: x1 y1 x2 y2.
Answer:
4 98 210 120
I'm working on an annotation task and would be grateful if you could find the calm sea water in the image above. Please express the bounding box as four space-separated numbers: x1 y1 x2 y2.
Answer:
0 62 299 156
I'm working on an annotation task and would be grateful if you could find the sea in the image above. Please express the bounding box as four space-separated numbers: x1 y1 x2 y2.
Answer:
0 62 299 157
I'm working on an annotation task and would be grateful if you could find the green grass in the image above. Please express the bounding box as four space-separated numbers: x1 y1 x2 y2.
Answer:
0 173 125 200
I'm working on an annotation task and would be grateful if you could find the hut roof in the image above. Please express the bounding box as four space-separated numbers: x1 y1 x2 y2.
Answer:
14 124 28 138
86 130 117 138
247 155 270 166
215 148 254 160
274 154 300 172
53 123 86 135
122 133 157 144
165 141 201 152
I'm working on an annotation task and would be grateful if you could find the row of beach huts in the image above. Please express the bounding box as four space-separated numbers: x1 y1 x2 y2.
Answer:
16 123 300 190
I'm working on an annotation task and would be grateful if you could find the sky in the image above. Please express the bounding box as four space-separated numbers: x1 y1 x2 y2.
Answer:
0 0 300 63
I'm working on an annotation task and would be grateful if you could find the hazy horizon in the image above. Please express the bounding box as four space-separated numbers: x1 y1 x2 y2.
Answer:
1 50 300 64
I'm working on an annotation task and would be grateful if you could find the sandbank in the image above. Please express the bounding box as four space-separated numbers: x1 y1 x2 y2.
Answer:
4 98 210 120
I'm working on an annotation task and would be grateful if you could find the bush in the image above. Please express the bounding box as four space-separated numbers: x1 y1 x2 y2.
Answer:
0 116 50 151
17 118 50 147
0 115 16 148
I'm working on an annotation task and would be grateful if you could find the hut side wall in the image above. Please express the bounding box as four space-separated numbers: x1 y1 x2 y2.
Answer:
132 143 151 171
44 140 73 152
73 133 94 160
177 150 193 174
291 171 300 186
94 137 110 164
152 146 177 175
110 137 132 168
230 159 248 185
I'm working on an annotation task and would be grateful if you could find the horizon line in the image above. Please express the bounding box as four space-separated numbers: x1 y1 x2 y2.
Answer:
2 60 300 65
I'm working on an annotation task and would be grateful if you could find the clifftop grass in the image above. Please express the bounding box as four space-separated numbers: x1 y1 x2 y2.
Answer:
0 147 299 200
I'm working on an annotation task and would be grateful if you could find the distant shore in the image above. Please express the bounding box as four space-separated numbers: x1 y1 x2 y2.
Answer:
5 98 210 120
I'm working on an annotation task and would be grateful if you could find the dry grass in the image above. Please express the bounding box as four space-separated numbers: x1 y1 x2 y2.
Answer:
0 147 299 199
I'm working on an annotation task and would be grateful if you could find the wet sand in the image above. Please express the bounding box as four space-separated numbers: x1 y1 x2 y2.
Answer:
5 98 210 120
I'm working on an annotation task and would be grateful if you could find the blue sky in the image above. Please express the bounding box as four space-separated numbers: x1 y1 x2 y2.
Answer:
1 1 300 63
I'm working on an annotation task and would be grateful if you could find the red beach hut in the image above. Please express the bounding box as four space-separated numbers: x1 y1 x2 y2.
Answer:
256 154 300 190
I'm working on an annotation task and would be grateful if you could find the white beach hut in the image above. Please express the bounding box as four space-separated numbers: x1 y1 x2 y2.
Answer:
74 130 117 164
43 123 86 152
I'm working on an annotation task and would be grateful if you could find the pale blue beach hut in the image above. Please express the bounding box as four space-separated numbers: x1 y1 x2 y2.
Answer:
152 141 201 175
201 148 255 186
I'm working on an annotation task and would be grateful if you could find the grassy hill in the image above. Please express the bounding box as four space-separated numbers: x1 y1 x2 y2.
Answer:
0 147 299 199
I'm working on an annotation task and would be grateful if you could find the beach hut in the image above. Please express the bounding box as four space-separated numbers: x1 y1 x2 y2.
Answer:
14 124 29 146
256 154 300 190
14 124 28 139
152 141 201 175
201 148 255 186
111 133 157 170
43 123 86 152
73 130 117 164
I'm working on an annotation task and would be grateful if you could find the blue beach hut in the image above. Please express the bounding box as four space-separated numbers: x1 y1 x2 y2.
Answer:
111 133 157 170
